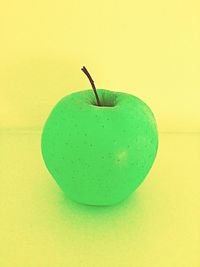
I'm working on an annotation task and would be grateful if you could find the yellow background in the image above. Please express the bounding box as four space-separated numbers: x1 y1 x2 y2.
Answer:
1 0 200 131
0 0 200 266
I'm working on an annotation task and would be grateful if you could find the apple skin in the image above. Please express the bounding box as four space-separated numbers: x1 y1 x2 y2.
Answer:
41 89 158 206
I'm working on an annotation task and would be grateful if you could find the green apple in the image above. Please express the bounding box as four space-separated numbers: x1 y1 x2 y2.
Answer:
41 67 158 206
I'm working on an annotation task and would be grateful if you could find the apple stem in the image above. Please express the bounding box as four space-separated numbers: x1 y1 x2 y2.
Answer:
81 66 102 106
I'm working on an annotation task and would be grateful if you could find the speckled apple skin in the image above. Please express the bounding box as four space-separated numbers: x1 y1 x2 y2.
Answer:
41 89 158 206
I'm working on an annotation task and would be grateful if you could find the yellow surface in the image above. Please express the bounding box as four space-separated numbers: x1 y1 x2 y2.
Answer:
0 0 200 131
1 131 200 267
1 0 200 266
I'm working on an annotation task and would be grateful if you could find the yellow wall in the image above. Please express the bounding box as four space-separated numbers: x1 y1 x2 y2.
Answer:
1 0 200 132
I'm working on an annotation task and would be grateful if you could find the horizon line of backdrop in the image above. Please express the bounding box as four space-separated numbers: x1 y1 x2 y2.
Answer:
0 0 200 132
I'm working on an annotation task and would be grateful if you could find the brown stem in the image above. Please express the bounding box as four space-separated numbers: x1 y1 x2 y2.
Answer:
81 66 102 106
